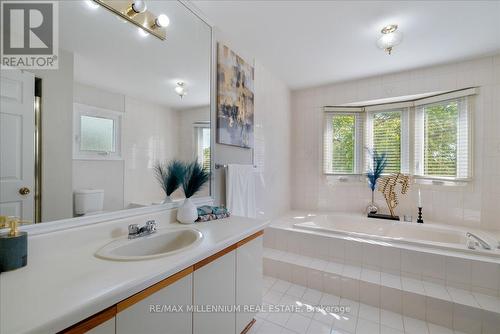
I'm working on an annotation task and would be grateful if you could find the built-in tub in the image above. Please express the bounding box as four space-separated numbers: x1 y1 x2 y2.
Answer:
289 213 500 258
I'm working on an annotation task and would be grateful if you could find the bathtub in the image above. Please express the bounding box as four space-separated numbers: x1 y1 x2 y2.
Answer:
288 212 500 259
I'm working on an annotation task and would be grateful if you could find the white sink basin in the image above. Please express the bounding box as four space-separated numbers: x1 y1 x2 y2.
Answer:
95 228 203 261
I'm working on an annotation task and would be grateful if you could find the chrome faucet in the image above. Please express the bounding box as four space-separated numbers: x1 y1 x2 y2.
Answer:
128 220 157 239
466 232 491 250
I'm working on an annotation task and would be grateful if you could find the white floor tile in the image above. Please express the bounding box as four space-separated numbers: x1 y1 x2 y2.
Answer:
319 292 341 306
302 288 323 304
380 309 403 331
403 316 429 334
306 320 333 334
263 290 284 304
267 312 292 326
285 313 312 333
333 313 358 333
358 304 380 323
288 283 308 298
257 319 285 334
356 318 380 334
273 279 293 293
313 309 337 326
380 325 403 334
428 323 454 334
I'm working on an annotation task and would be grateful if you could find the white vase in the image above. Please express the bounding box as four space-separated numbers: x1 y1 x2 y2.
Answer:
177 198 198 224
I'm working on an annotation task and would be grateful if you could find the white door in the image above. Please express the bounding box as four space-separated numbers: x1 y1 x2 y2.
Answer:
0 69 35 222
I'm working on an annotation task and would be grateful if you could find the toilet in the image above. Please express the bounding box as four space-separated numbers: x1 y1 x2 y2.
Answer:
74 189 104 216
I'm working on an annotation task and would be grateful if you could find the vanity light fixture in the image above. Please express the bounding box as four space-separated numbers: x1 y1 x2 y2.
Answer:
92 0 168 40
175 82 188 99
376 24 403 55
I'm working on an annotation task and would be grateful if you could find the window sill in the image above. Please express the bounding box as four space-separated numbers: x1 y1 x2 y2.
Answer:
73 155 124 161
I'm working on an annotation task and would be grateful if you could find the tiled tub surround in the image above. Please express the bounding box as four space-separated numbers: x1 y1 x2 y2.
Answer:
263 214 500 334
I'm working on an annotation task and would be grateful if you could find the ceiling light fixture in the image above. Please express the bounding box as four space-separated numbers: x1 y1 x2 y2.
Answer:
175 82 188 99
376 24 403 55
126 0 147 18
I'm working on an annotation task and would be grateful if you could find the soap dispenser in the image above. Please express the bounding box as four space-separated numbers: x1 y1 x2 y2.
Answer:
0 216 28 273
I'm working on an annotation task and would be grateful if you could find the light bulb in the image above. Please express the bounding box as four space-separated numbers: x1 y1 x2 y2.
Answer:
155 14 170 28
131 0 147 13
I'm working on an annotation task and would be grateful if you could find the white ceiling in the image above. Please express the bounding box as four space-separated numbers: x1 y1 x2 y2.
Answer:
194 0 500 89
60 1 211 109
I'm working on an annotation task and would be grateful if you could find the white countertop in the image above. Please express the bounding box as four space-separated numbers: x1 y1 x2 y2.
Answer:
0 214 268 334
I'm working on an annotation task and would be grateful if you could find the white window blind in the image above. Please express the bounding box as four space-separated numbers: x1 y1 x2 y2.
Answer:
323 88 475 181
414 97 471 179
365 109 410 174
194 123 211 171
323 111 363 174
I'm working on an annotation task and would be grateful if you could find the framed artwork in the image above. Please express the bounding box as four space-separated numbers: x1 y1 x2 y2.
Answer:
217 43 254 148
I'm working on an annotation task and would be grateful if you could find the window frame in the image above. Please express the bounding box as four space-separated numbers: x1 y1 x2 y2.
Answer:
322 88 475 183
413 97 472 181
364 107 410 175
193 122 211 171
73 103 123 160
323 109 364 175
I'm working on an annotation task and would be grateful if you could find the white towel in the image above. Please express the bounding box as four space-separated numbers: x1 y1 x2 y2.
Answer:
226 164 256 218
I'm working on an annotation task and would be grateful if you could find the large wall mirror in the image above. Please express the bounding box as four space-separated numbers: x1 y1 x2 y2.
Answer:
0 1 212 224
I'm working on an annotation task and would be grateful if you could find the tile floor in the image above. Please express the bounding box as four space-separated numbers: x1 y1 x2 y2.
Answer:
249 276 468 334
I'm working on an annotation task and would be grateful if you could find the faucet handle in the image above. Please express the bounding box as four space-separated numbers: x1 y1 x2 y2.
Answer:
145 220 157 231
128 224 139 235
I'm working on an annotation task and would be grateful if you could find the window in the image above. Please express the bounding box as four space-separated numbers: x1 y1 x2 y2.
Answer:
73 103 122 160
365 109 409 174
323 111 363 174
322 88 474 182
415 97 470 179
194 123 211 171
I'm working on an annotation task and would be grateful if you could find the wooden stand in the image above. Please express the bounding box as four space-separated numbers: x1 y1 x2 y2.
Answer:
367 212 400 221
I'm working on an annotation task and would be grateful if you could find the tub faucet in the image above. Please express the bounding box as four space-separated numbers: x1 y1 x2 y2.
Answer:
128 220 157 239
466 232 491 250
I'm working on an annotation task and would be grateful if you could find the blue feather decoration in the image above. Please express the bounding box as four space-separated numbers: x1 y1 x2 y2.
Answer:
366 149 388 191
183 160 210 198
154 160 185 196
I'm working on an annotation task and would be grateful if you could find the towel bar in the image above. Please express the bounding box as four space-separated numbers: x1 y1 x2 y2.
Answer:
214 163 257 169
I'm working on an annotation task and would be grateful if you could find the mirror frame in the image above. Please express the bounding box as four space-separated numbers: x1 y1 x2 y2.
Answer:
15 0 216 235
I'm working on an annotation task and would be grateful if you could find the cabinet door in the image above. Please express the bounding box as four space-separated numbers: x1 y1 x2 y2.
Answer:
86 318 115 334
116 273 192 334
193 250 236 334
236 236 263 333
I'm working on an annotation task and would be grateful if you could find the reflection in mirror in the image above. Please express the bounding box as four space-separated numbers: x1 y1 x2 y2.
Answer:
0 0 211 224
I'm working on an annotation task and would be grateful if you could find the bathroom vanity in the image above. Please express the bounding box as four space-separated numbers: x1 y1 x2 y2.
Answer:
0 214 267 334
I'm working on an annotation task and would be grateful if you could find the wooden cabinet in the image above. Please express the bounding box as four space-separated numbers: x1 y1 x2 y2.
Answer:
86 318 115 334
193 247 236 334
236 235 263 333
116 268 193 334
60 230 264 334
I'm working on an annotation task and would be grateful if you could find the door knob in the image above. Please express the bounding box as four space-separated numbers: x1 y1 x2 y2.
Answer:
19 187 30 196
